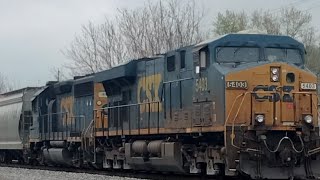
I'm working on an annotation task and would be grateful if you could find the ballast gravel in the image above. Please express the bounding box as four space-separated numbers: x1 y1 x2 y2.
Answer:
0 167 141 180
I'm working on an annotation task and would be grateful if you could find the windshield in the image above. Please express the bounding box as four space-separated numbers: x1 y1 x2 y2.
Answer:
216 46 303 64
216 47 259 63
265 48 302 64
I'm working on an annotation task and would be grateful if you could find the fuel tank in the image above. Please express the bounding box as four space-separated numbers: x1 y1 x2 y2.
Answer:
43 148 72 165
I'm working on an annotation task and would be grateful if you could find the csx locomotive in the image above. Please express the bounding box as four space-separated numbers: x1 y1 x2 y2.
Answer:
0 33 319 179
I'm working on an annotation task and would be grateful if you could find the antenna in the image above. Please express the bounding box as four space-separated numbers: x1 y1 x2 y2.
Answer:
58 70 60 82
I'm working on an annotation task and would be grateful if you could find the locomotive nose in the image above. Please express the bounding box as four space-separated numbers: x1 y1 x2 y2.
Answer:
249 64 318 128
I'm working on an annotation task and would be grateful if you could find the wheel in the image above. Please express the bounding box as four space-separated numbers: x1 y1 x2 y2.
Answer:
72 151 83 168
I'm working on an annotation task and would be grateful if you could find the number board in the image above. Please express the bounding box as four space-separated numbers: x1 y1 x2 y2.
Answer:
226 81 248 90
300 82 317 90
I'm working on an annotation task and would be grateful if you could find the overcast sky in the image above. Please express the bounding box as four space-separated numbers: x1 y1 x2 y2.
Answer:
1 0 320 88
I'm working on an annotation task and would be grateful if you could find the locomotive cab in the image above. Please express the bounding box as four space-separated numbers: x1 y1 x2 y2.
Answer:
204 34 320 179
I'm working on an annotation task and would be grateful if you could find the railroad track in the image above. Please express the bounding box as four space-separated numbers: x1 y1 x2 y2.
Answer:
0 163 231 180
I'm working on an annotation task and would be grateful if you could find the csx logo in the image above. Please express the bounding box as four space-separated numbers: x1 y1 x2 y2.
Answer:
253 85 294 102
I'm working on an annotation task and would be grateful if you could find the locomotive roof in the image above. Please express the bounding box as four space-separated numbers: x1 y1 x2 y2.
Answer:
93 33 304 83
53 79 73 88
73 75 94 85
195 33 304 50
95 59 138 83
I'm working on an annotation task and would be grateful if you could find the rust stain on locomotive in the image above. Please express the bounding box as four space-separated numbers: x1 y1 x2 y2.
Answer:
137 73 162 113
60 96 74 125
94 82 108 130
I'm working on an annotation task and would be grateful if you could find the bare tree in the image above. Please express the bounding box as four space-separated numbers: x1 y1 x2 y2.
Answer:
278 8 319 73
118 0 205 58
280 7 312 39
64 2 320 77
0 73 6 94
0 73 14 94
251 10 281 35
213 7 315 45
63 22 100 75
63 0 206 76
98 19 128 68
64 19 128 76
212 7 320 75
213 10 248 35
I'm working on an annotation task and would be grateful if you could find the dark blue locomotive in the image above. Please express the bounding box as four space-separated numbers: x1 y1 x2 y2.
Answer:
0 33 319 179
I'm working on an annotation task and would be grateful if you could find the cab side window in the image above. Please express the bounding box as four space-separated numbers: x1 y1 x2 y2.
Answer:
180 50 186 69
200 48 209 69
167 55 175 72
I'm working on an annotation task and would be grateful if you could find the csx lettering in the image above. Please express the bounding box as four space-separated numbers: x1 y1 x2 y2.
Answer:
196 77 208 92
253 85 294 102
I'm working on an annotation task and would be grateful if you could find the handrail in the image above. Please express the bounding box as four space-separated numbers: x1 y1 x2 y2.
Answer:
38 111 68 117
162 77 193 84
69 115 85 134
231 92 250 149
83 118 94 139
80 118 95 164
38 112 89 140
94 101 161 111
226 90 318 150
224 92 250 149
91 101 162 145
226 90 281 149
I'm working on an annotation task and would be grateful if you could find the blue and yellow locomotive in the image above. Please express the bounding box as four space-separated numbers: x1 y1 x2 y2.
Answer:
0 33 319 179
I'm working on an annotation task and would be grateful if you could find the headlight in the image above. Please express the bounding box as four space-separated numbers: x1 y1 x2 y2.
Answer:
255 114 265 123
271 68 279 75
271 75 279 82
270 67 280 82
304 115 313 124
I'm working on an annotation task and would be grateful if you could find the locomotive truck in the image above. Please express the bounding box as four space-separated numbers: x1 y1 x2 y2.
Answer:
0 33 319 179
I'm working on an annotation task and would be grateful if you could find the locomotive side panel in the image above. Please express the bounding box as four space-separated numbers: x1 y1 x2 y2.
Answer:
30 86 55 141
164 47 194 130
73 78 94 137
53 81 74 139
93 82 108 133
191 45 226 133
94 60 138 136
137 58 164 133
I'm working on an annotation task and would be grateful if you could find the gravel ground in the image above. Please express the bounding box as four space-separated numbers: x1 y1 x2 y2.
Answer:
0 167 141 180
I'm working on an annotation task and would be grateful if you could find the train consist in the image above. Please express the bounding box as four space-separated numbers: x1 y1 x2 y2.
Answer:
0 33 320 179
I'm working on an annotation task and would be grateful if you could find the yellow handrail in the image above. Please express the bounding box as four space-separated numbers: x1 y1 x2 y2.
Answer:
226 90 318 149
224 92 250 149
